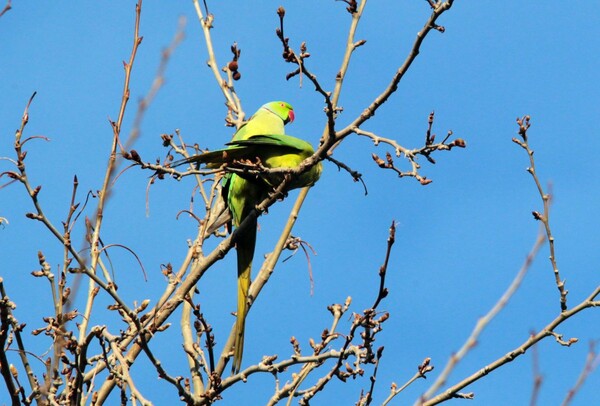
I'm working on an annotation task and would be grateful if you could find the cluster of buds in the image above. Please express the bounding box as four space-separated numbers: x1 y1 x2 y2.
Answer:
227 43 242 81
275 6 313 81
339 0 358 13
512 115 531 149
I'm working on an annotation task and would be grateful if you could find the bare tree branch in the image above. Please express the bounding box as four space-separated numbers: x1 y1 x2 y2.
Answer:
513 115 568 311
0 0 11 18
561 341 600 406
421 287 600 405
421 229 546 401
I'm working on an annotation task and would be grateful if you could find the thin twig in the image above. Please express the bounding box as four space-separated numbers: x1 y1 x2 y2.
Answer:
421 287 600 405
420 230 546 401
530 341 543 406
334 1 455 142
513 115 568 311
357 347 384 406
325 155 367 195
126 15 186 151
382 358 434 406
356 112 465 185
277 299 352 406
182 296 205 395
80 0 144 344
292 223 395 405
560 341 600 406
105 331 153 406
0 279 24 405
0 0 11 18
192 0 244 126
90 174 294 401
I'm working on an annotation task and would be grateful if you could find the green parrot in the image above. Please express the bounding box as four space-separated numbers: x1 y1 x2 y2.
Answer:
177 101 322 374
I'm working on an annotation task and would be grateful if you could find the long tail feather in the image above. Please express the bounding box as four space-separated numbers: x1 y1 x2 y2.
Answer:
232 216 257 374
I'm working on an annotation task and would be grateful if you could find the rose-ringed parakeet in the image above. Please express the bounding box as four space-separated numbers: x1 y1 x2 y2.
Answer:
178 101 322 374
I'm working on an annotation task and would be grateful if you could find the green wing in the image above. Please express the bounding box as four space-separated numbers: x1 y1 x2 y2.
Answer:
180 134 314 168
229 133 313 151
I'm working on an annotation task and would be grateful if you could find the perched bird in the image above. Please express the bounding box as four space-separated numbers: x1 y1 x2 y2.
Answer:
177 101 322 373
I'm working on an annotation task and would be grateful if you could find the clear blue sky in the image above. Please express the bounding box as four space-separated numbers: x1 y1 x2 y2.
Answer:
1 2 599 405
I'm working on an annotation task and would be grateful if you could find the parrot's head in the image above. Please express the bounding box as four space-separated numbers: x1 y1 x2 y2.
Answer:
262 101 295 124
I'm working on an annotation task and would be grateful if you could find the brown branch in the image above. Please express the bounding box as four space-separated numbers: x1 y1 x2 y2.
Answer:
0 0 11 18
269 299 352 406
182 299 204 396
126 15 186 152
192 0 244 127
79 0 144 346
358 111 465 187
368 122 463 184
89 172 295 402
219 347 359 394
10 92 141 403
102 330 152 405
382 358 434 406
372 221 395 309
357 347 385 406
513 115 568 311
325 155 367 195
289 223 395 405
193 221 394 404
0 279 22 405
421 229 546 401
335 0 455 142
561 341 600 406
276 6 336 140
421 287 600 405
530 341 543 406
326 0 367 144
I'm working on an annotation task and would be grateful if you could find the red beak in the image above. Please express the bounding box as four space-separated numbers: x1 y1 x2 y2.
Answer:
287 110 295 124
